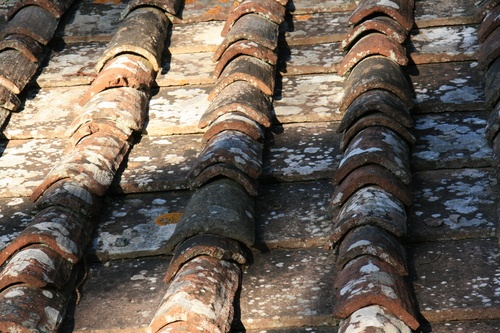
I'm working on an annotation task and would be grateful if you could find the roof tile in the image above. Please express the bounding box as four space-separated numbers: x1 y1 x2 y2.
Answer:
476 0 500 21
338 305 412 333
349 0 415 31
7 0 75 19
478 3 500 42
485 101 500 142
120 0 184 19
341 16 408 50
478 25 500 71
0 49 37 94
2 5 58 45
203 112 264 142
485 56 500 108
0 85 21 111
0 34 44 63
190 163 259 196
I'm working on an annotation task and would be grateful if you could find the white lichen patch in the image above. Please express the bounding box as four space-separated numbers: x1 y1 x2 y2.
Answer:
340 305 411 333
412 26 478 56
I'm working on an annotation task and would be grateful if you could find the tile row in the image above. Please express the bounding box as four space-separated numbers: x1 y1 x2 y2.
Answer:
328 0 419 332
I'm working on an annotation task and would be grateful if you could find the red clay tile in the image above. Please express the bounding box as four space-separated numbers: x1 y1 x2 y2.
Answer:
340 113 416 151
214 40 278 78
0 49 38 94
70 87 149 135
164 234 248 283
332 126 411 185
478 25 500 71
156 322 211 333
213 14 279 62
0 85 21 111
208 55 276 101
148 255 241 333
66 119 133 151
327 186 407 248
188 130 262 180
0 244 73 291
95 7 169 72
0 285 67 333
331 164 412 207
476 0 500 21
165 178 255 252
332 255 420 330
203 113 264 142
341 16 409 51
0 206 94 265
337 225 408 276
190 163 259 196
338 33 408 76
199 81 273 128
0 34 45 63
120 0 184 19
7 0 75 19
485 56 500 108
32 178 102 217
221 0 286 37
338 89 413 133
339 56 413 112
32 132 130 198
339 305 412 333
484 100 500 142
79 54 155 106
349 0 415 31
1 5 58 45
478 4 500 42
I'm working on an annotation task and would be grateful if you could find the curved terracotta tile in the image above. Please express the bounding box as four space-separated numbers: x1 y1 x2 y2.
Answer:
331 164 412 207
221 0 286 37
1 6 58 45
478 4 500 42
214 40 278 78
338 89 413 132
485 56 500 108
95 7 170 72
349 0 415 31
327 186 407 247
478 25 500 71
339 56 413 111
338 305 412 333
200 81 273 128
337 225 408 276
340 112 416 151
190 163 259 196
0 49 38 94
0 34 45 63
484 99 500 142
476 0 500 21
213 14 279 62
203 112 264 142
338 33 408 76
0 85 21 111
120 0 184 19
7 0 75 19
208 55 275 101
341 16 408 51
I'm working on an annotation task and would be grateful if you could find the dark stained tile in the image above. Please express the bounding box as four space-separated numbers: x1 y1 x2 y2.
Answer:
478 26 500 71
0 34 45 63
349 0 414 31
479 4 500 42
0 49 38 94
121 0 183 18
485 56 500 108
203 113 264 142
190 163 259 196
0 85 21 111
485 101 500 142
8 0 75 19
2 5 58 45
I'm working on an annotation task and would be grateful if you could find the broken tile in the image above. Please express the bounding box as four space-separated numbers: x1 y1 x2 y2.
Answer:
121 0 184 19
190 163 259 196
0 244 73 291
0 49 39 94
214 40 278 78
341 16 409 51
331 164 412 208
2 5 58 45
0 205 94 265
221 0 286 37
200 81 273 128
95 7 170 73
328 186 407 247
7 0 75 19
68 87 149 136
478 4 500 42
0 34 45 63
32 178 101 218
349 0 414 31
337 225 408 276
340 56 413 112
485 56 500 108
409 168 498 242
203 113 264 142
79 54 155 106
164 234 248 283
0 85 21 111
340 112 416 151
148 255 241 333
0 285 68 333
411 112 491 170
209 55 276 101
332 255 419 330
332 126 411 185
478 25 500 71
188 130 262 180
338 305 412 333
214 14 278 62
338 33 408 76
164 178 255 252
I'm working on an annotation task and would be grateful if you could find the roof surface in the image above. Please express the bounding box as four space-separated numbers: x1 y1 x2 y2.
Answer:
0 0 499 332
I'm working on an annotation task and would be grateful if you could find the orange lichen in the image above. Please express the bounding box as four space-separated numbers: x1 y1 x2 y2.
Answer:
154 213 183 225
295 14 313 21
93 0 122 4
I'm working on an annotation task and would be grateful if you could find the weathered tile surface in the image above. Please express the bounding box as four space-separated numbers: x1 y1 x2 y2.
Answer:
409 168 498 242
411 112 492 170
414 0 478 27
